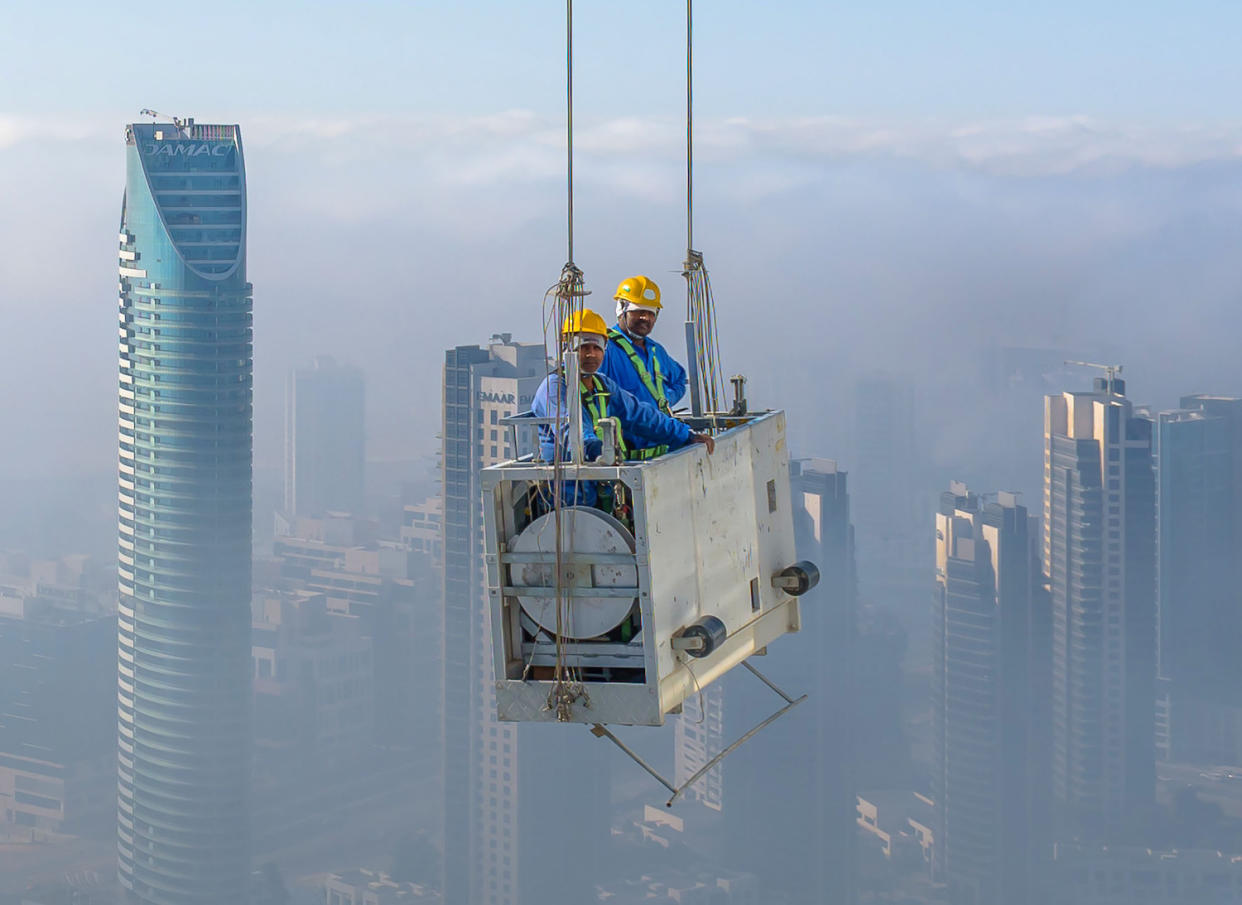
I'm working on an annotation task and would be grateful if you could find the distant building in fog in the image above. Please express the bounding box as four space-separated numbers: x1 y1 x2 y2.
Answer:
285 356 366 519
1050 843 1242 905
0 595 113 832
852 375 927 611
933 484 1050 905
440 335 606 905
717 458 858 904
1155 395 1242 765
1044 374 1156 837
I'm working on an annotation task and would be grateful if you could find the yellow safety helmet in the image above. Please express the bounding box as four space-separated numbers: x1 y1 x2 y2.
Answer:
561 308 610 343
613 275 662 310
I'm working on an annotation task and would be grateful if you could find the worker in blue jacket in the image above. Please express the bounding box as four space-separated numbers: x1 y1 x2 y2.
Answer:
598 275 689 459
532 308 713 506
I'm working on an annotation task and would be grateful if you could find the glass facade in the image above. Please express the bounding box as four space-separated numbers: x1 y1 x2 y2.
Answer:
116 121 252 905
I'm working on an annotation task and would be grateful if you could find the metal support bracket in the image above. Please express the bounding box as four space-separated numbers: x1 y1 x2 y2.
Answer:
588 658 806 807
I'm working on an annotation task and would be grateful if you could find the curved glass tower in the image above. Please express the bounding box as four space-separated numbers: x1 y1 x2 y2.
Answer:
116 119 252 904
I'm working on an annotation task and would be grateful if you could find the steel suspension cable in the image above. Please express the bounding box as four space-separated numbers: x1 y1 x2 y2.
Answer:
547 0 588 722
686 0 693 259
683 0 727 415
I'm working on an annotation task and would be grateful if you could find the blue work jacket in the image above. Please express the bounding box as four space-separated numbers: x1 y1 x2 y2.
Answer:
599 325 688 413
531 370 693 505
532 370 693 461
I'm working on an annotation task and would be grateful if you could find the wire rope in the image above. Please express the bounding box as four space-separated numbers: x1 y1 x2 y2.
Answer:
683 0 728 415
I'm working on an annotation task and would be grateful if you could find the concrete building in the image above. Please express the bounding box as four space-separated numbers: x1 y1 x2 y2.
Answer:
933 484 1051 905
440 335 606 905
116 117 252 904
284 356 366 519
324 869 439 904
1044 375 1156 837
251 590 374 763
268 514 430 751
401 498 442 564
1155 396 1242 765
1050 843 1242 905
0 596 114 832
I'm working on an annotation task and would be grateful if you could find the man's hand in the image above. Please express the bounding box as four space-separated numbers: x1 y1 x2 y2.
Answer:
691 432 715 454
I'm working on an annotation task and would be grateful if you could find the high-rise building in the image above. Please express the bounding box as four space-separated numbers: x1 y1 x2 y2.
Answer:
116 118 253 904
934 484 1050 905
284 356 366 519
440 335 607 905
712 458 857 903
1155 395 1242 764
852 376 927 610
1044 375 1155 837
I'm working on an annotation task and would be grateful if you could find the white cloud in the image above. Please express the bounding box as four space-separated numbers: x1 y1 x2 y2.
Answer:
8 110 1242 178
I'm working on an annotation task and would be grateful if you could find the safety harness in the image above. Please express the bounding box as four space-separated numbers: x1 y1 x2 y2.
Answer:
607 328 670 460
580 375 629 461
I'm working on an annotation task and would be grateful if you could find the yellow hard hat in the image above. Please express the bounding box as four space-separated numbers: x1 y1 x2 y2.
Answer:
614 275 662 310
561 308 610 338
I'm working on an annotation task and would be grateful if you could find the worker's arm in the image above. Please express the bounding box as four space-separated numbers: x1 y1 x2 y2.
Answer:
600 376 710 453
531 373 601 460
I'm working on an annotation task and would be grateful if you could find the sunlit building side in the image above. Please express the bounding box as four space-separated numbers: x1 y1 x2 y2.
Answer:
116 119 253 904
934 484 1050 905
1044 376 1155 837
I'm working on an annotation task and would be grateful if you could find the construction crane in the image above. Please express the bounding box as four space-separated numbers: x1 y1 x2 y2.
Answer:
1065 360 1124 392
139 109 193 132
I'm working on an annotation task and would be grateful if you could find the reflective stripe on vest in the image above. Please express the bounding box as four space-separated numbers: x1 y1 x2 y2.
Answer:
581 375 629 460
607 328 671 415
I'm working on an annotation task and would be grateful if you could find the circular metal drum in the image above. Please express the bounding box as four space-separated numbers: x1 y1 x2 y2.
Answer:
510 505 638 639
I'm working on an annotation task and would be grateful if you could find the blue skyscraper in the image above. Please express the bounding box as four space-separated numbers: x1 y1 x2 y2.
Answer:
116 118 253 904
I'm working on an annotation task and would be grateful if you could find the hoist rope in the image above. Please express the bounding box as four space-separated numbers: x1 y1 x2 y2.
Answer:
566 0 575 266
683 0 728 415
686 0 693 259
542 0 588 722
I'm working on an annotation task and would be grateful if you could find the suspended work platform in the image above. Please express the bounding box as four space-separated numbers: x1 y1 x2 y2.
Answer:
481 409 817 728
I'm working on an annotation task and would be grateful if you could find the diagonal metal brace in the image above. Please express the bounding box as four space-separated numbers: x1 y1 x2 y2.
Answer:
588 658 807 807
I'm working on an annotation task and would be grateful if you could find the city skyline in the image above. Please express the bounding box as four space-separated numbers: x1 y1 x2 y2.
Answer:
5 3 1242 901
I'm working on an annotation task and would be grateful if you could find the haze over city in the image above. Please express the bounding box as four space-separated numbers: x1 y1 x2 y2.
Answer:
3 2 1242 904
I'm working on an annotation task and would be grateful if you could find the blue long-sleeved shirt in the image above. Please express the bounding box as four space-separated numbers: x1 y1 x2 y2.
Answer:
531 370 692 463
599 326 688 417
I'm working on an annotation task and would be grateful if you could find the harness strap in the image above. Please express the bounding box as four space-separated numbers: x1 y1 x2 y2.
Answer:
608 328 671 415
580 375 629 459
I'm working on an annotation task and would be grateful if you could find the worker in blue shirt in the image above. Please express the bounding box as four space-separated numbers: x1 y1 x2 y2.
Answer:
598 275 689 459
531 308 713 506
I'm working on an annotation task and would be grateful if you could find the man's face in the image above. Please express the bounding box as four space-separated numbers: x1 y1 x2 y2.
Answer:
623 308 657 338
577 341 605 374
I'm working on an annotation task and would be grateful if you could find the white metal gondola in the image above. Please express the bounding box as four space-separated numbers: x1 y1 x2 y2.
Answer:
478 0 820 804
483 407 816 728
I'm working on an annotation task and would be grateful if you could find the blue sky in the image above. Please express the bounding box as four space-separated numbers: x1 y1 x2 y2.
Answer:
4 1 1242 489
4 0 1242 121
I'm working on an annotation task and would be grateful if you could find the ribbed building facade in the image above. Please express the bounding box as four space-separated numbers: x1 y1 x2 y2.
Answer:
934 485 1049 905
116 120 253 904
1044 377 1155 837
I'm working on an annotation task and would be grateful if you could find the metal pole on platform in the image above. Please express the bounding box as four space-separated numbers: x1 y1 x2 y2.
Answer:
685 321 703 416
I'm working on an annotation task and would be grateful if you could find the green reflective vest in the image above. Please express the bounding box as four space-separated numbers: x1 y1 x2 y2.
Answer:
580 375 628 460
606 329 670 460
